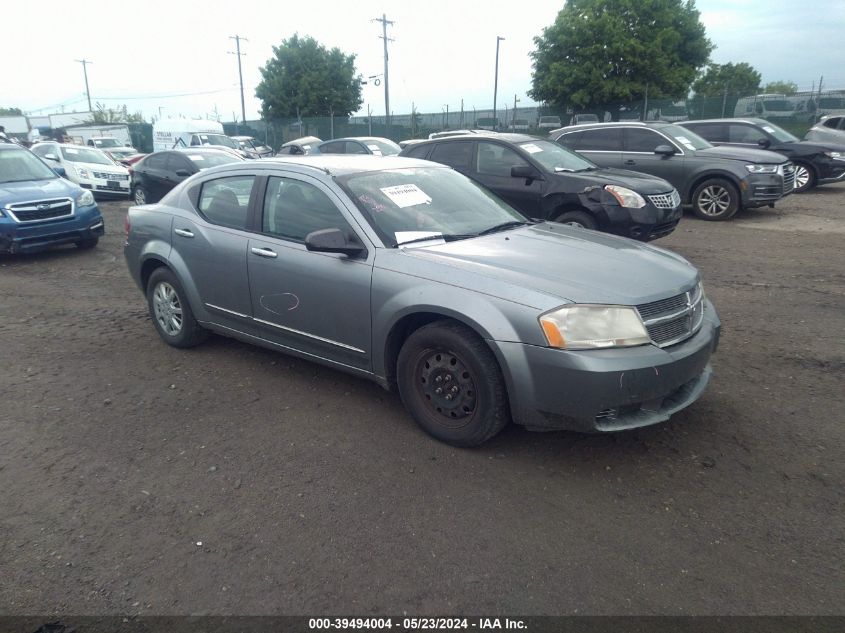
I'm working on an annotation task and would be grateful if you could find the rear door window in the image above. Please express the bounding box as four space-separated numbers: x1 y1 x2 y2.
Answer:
429 142 474 170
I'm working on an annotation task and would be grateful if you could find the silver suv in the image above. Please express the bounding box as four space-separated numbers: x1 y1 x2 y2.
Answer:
552 122 795 220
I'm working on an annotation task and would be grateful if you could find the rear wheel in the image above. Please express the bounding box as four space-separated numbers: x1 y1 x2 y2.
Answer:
397 320 510 447
146 268 208 348
555 210 597 230
792 162 816 193
133 186 148 205
691 178 739 221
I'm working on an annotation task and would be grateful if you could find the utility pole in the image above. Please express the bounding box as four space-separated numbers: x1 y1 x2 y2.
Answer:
372 14 394 128
493 36 505 129
75 59 93 112
229 35 248 126
512 94 519 128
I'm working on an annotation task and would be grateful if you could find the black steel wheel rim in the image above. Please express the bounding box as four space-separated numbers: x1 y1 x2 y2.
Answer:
414 348 478 428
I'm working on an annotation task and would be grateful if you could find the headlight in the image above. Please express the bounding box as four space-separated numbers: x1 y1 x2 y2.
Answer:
76 190 95 206
823 151 845 160
604 185 645 208
745 164 778 173
76 167 91 179
539 304 651 350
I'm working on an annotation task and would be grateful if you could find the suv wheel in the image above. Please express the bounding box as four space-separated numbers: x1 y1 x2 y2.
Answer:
691 178 739 221
555 210 596 230
133 186 148 205
397 320 510 447
146 268 208 348
792 162 816 193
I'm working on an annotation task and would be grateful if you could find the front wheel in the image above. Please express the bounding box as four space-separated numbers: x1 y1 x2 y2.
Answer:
691 178 740 221
792 162 816 193
397 320 510 447
146 268 208 348
555 210 597 230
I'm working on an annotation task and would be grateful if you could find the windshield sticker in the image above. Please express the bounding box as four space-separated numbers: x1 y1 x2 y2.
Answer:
762 126 776 134
675 136 696 150
187 155 204 161
521 143 543 154
395 231 445 246
380 184 432 208
65 148 79 154
358 193 387 213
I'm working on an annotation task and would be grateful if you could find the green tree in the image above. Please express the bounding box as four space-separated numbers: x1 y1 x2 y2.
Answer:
0 107 23 116
256 34 363 120
691 63 761 97
529 0 712 109
763 80 798 95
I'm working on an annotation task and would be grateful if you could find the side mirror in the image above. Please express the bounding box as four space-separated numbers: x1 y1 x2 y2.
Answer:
175 169 191 177
44 153 59 161
52 166 67 178
757 138 771 149
511 164 539 182
305 228 367 258
654 145 676 156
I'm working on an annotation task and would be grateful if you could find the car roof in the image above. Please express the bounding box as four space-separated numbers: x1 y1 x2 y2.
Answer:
681 118 770 125
325 137 398 144
549 121 674 135
204 154 440 177
417 132 539 144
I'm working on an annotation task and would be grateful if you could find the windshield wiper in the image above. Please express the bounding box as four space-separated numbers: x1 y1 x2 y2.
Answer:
394 233 475 247
477 220 529 236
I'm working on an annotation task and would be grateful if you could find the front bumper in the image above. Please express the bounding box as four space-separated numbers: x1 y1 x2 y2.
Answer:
78 176 130 196
816 158 845 185
491 300 720 432
602 200 683 242
741 169 793 207
0 206 105 253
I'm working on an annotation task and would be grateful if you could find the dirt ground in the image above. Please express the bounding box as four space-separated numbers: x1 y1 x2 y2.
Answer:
1 183 843 616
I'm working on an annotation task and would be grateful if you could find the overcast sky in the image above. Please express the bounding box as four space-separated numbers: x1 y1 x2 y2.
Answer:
2 0 843 122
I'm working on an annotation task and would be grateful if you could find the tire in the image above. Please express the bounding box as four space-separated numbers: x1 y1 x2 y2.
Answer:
133 186 148 205
792 162 816 193
146 268 208 348
76 237 99 250
555 210 597 230
397 320 510 447
691 178 740 221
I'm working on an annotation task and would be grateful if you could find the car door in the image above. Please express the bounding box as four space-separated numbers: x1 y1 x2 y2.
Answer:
621 128 686 189
247 173 373 371
172 174 258 333
165 153 198 191
556 127 624 168
472 140 545 217
137 152 173 202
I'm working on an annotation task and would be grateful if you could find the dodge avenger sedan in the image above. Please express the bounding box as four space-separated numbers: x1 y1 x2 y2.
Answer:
124 156 720 446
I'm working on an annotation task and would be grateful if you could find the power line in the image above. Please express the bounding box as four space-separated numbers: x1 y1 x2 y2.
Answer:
74 59 93 111
371 14 394 127
93 87 237 100
229 35 248 126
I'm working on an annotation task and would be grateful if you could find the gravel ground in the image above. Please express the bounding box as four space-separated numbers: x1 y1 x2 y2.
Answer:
1 183 843 616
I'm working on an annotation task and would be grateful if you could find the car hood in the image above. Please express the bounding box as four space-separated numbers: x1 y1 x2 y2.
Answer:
694 146 786 164
395 223 698 307
68 161 128 174
559 167 673 194
783 140 845 153
0 177 81 203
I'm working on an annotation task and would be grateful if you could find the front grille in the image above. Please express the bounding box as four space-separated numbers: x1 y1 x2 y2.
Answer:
5 198 74 223
648 189 681 209
636 284 704 347
92 171 129 181
782 164 795 193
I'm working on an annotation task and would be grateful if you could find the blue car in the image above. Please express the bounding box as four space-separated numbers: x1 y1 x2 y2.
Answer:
0 141 104 253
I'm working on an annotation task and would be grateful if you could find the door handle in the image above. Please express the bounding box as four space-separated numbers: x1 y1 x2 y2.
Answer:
251 247 278 259
174 228 194 238
624 160 636 165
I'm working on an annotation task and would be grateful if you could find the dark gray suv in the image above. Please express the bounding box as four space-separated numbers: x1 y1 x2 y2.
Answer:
552 122 795 221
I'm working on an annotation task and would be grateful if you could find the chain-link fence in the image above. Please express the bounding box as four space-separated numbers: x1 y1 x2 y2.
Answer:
223 90 844 150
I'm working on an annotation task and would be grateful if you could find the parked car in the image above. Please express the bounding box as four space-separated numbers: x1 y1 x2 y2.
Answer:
509 118 531 132
87 136 134 151
568 113 600 126
276 136 322 155
0 142 104 253
31 142 131 198
475 118 500 131
104 147 139 164
400 133 682 241
551 122 795 221
317 137 401 156
232 135 275 158
124 155 720 446
538 116 562 130
129 148 245 205
805 114 845 145
678 118 845 193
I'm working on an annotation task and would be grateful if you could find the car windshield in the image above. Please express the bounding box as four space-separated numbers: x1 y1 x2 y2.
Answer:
663 126 713 150
184 153 242 169
237 138 257 150
338 166 527 246
0 147 58 183
91 138 121 148
757 121 799 143
61 146 114 165
109 149 135 158
363 139 401 156
198 134 238 149
517 139 596 172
